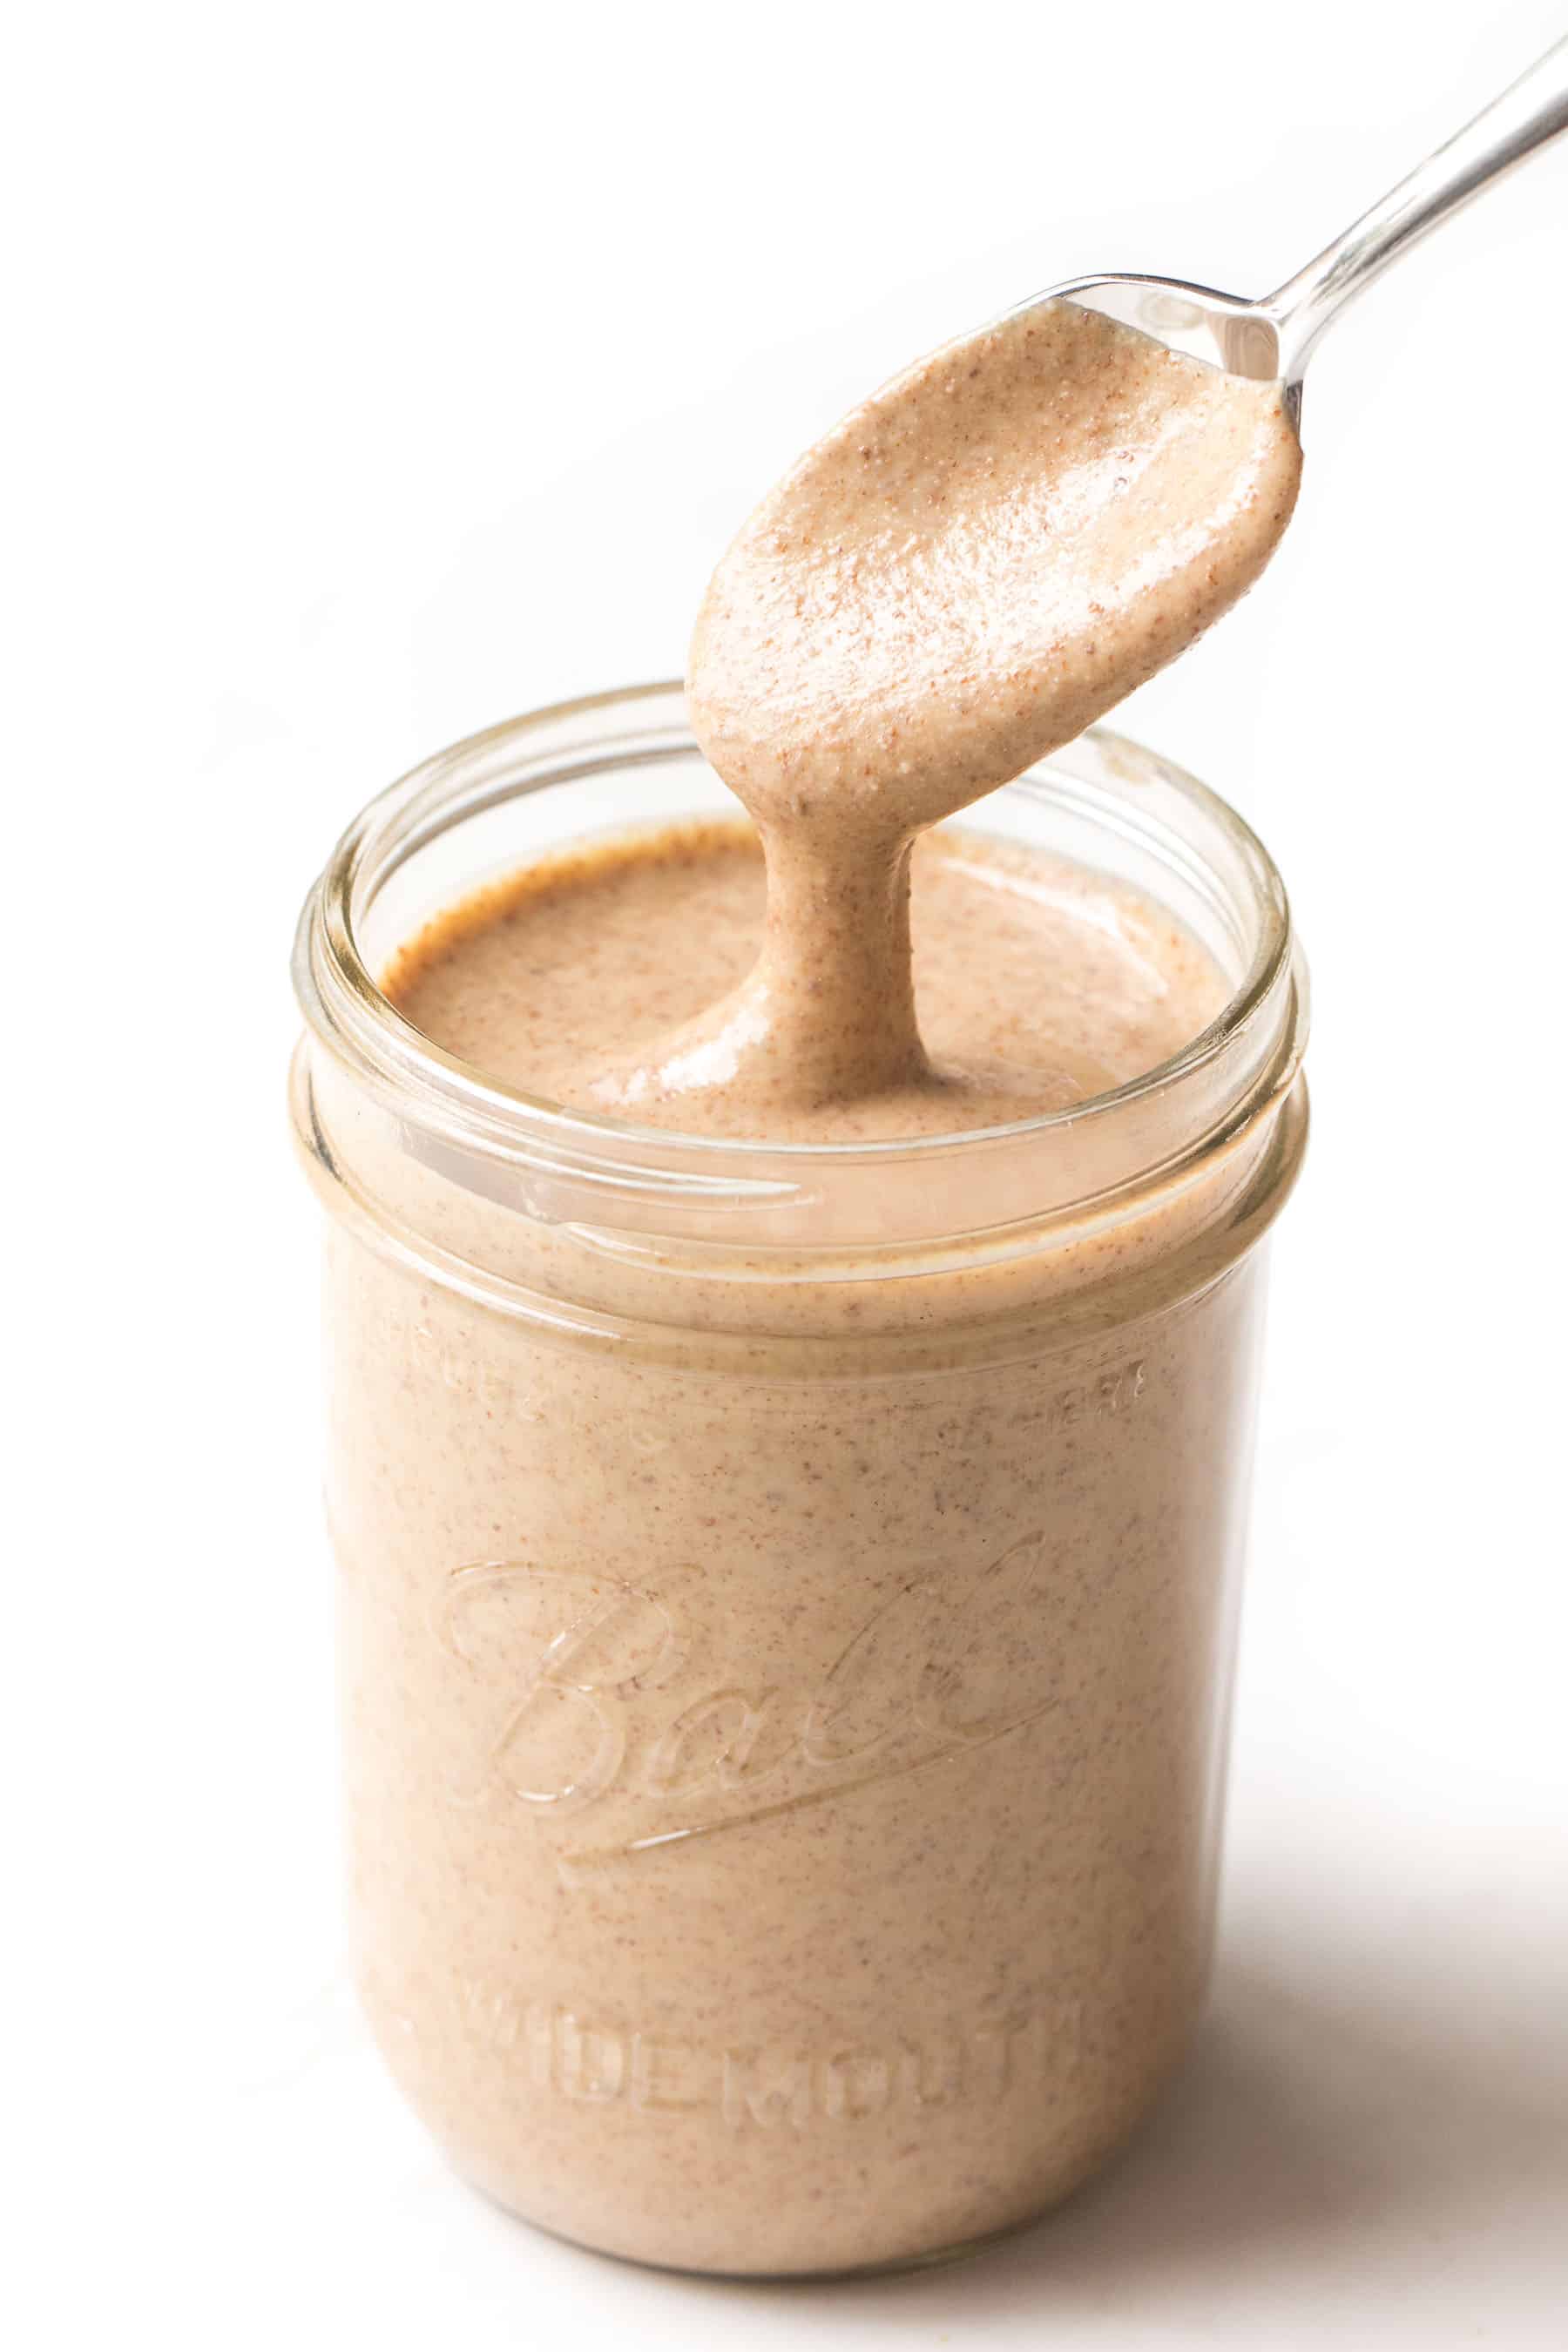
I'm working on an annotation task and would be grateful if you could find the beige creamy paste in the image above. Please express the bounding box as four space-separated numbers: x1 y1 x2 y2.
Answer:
599 300 1297 1128
324 300 1304 2271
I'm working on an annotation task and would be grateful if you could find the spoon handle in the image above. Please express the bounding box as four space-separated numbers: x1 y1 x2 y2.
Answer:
1267 35 1568 381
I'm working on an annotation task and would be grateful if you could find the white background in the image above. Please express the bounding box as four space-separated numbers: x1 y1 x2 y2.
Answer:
10 3 1567 2344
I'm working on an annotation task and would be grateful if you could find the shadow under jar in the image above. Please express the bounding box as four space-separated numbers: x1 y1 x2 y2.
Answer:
290 681 1309 2277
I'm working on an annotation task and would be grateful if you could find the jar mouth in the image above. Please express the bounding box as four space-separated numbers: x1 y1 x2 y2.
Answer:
293 681 1307 1243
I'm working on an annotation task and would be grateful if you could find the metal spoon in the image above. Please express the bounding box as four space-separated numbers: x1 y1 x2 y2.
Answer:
1032 34 1568 419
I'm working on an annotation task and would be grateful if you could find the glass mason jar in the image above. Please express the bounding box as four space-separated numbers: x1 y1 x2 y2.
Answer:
290 681 1308 2277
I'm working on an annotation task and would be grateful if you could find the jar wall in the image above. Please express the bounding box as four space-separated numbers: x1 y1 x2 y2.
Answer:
294 687 1308 2275
327 1213 1274 2274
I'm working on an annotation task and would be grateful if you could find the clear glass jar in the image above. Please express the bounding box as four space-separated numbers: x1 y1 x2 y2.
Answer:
290 681 1308 2277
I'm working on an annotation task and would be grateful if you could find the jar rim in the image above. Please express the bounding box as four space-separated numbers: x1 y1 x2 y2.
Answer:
294 679 1303 1211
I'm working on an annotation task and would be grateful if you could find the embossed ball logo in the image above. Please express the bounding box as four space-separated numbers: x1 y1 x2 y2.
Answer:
436 1531 1058 1875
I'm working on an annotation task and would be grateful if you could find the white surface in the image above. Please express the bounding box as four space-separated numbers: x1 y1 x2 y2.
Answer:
10 3 1568 2344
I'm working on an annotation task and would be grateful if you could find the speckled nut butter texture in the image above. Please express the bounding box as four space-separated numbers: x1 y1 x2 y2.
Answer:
611 299 1299 1125
305 300 1306 2273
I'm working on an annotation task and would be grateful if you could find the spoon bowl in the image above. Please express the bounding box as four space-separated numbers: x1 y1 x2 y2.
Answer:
1030 275 1283 382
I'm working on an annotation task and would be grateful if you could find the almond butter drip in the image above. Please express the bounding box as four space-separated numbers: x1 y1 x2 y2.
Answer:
587 300 1300 1131
384 821 1228 1145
